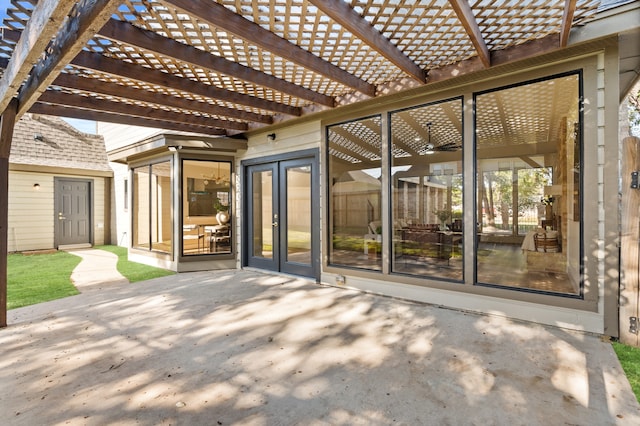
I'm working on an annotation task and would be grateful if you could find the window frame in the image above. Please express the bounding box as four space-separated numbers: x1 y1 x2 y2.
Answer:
472 70 584 299
131 158 173 255
179 156 235 260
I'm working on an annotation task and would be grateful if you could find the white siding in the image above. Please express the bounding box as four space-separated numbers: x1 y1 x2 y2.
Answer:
98 122 161 151
8 172 54 252
93 177 107 246
8 171 107 252
98 122 160 247
110 162 130 246
242 121 321 160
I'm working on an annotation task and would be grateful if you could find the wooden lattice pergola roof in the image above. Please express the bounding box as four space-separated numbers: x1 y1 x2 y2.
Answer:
0 0 607 139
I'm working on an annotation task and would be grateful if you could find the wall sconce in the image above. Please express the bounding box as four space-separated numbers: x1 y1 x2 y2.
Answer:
267 133 276 142
33 183 40 190
34 133 44 141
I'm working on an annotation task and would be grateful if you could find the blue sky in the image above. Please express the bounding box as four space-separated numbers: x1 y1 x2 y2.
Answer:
0 0 97 134
0 0 9 19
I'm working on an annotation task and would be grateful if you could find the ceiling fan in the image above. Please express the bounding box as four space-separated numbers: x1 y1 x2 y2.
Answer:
422 122 461 154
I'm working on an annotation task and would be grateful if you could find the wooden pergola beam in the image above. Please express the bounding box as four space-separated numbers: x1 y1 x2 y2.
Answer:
329 144 372 164
329 126 380 161
1 28 295 118
38 90 247 131
309 0 426 84
395 112 433 156
0 98 17 328
52 73 273 125
0 0 77 115
15 0 122 117
98 18 335 108
428 33 560 83
29 103 228 136
71 51 301 117
449 0 491 68
560 0 578 47
162 0 375 97
519 156 543 168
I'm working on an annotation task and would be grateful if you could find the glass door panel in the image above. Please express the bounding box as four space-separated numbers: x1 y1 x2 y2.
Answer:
285 165 311 265
250 166 276 264
279 158 316 277
245 156 318 279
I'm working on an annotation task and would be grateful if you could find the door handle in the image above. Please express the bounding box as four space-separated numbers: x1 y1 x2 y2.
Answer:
272 221 278 227
58 212 66 220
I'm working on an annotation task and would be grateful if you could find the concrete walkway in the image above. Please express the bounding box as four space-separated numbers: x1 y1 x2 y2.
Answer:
1 249 639 425
67 248 129 290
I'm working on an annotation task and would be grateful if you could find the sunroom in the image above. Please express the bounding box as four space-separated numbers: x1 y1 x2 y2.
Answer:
327 70 583 296
106 133 245 271
319 57 598 330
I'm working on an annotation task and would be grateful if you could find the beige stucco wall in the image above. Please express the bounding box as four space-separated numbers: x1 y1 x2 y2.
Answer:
8 170 108 252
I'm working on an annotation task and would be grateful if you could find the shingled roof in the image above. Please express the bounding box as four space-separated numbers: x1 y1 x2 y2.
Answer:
9 114 111 173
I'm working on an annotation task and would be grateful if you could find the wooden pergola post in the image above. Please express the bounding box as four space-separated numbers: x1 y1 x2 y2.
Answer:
0 98 17 328
620 135 640 346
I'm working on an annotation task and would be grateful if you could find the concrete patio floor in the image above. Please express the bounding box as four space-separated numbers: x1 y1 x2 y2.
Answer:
1 258 640 425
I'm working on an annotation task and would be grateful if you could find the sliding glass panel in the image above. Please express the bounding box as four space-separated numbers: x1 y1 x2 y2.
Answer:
182 159 232 255
132 166 150 250
150 161 172 254
328 116 382 271
475 73 581 295
390 99 463 281
132 161 172 255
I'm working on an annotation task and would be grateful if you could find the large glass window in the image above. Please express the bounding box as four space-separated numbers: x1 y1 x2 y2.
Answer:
328 116 382 271
182 159 232 256
132 161 172 254
390 98 463 281
475 73 581 295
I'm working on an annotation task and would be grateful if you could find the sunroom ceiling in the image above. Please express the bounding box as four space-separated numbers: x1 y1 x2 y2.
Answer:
0 0 603 139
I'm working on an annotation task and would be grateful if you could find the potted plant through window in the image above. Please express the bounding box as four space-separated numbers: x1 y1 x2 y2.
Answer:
434 208 451 231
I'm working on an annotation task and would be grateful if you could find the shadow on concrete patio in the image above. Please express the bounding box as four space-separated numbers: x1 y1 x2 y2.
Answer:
1 269 639 425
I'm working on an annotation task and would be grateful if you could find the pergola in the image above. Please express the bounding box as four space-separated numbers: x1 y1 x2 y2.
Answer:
0 0 636 327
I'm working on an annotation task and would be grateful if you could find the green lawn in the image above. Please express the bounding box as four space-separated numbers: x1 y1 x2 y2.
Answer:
7 251 81 310
8 246 174 310
94 245 175 282
613 342 640 402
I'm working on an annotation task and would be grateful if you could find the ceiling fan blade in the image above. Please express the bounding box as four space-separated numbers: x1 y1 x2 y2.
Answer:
435 142 462 151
